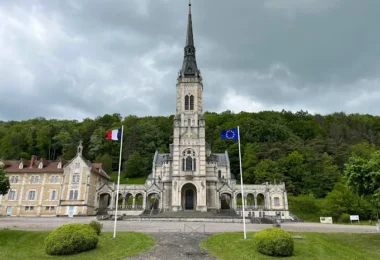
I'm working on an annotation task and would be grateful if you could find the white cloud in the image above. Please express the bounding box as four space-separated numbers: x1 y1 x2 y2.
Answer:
219 88 264 113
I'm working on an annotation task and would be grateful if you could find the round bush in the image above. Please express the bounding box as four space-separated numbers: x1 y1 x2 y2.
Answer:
89 220 103 236
45 223 99 255
254 228 294 257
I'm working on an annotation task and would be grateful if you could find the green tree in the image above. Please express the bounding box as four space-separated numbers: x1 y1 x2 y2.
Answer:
242 143 259 183
0 166 10 196
124 152 145 178
323 183 356 221
253 159 283 184
278 151 307 196
95 154 113 175
344 151 380 210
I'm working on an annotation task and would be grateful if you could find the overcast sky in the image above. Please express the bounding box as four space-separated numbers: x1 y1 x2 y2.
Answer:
1 0 379 121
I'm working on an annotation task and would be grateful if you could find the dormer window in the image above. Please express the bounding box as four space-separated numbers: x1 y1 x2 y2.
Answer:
38 162 43 169
57 162 62 169
19 162 23 169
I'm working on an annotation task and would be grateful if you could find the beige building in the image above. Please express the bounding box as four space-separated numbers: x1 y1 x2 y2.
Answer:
0 141 109 217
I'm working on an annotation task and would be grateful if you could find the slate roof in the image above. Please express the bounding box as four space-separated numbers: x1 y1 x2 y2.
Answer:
180 1 200 78
155 153 171 165
214 153 229 166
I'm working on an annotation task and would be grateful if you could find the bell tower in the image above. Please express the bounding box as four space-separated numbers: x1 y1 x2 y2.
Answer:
171 0 207 212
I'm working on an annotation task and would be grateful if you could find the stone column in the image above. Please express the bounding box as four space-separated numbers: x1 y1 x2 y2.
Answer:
142 193 146 210
132 196 136 209
254 196 257 209
122 196 126 209
110 192 115 209
284 191 289 210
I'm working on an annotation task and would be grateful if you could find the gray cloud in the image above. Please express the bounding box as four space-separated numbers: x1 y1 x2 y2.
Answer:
0 0 380 121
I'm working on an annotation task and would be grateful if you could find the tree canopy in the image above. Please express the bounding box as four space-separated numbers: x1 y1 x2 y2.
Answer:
0 166 10 196
1 110 380 198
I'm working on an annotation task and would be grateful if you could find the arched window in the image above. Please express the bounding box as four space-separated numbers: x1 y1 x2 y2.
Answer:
186 156 192 171
185 95 189 110
182 149 197 172
190 95 194 110
218 170 222 179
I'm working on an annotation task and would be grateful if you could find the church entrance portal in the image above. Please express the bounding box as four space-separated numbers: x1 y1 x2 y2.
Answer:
185 190 194 210
181 183 197 210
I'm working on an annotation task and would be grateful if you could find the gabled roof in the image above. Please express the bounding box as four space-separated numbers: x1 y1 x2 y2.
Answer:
1 156 64 173
64 154 110 180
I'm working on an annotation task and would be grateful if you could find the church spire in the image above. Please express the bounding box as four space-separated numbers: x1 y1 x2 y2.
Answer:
180 0 199 78
186 0 194 47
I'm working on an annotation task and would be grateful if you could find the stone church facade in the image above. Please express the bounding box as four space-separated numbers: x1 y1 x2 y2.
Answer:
99 2 290 219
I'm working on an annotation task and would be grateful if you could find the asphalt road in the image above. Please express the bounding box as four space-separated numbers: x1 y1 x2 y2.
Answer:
0 216 378 234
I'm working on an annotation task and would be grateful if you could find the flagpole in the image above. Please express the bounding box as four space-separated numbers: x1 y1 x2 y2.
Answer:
113 125 124 239
237 126 247 240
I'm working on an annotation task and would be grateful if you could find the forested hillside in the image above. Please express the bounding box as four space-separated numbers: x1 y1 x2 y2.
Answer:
1 110 380 200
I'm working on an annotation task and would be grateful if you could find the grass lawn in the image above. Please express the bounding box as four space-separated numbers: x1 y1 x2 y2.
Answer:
201 232 380 260
0 230 155 260
109 173 146 185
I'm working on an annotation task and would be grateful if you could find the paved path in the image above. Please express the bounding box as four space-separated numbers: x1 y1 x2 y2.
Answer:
124 232 215 260
0 216 378 233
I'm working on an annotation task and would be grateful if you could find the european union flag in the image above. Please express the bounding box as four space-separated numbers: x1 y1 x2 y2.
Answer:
221 128 239 141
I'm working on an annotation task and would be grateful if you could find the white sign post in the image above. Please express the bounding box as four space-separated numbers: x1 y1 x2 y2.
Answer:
320 217 333 224
350 215 360 224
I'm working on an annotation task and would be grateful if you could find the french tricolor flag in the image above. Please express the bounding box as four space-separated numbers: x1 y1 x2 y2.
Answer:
106 128 122 141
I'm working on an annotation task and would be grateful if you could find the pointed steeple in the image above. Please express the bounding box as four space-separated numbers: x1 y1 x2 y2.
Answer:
180 0 200 78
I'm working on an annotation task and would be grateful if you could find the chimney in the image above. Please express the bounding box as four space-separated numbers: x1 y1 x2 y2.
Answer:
30 155 37 168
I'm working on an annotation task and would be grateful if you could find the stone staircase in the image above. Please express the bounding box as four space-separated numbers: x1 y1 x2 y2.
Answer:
132 209 241 219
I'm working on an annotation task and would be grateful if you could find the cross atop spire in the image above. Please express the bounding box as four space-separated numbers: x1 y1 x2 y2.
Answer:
180 0 199 78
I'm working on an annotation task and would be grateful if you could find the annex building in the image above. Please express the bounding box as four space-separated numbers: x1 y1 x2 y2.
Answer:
0 142 110 217
0 2 290 220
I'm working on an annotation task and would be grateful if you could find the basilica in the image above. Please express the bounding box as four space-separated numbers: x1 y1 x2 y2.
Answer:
97 2 290 219
1 2 290 219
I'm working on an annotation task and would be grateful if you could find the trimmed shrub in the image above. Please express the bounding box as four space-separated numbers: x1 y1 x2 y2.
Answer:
89 220 103 236
45 223 98 255
254 228 294 257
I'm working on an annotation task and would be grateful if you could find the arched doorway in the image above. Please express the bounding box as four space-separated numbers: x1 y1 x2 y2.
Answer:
220 193 232 209
181 183 197 210
257 193 265 208
147 193 160 210
99 193 110 211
